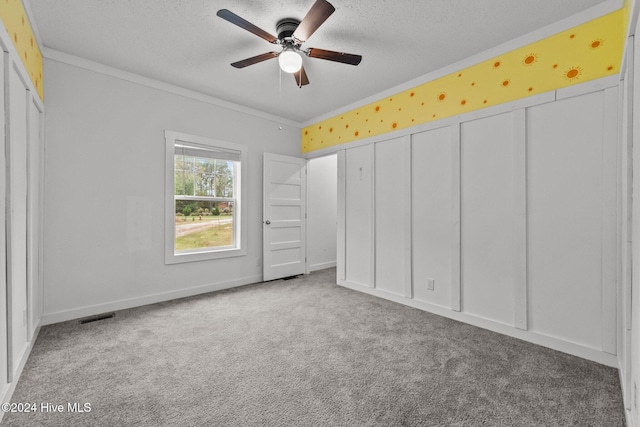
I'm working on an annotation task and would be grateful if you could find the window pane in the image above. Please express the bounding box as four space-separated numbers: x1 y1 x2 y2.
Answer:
174 155 194 196
175 154 235 198
175 200 235 251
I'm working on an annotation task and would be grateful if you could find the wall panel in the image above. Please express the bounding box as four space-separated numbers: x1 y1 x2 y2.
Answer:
527 91 606 349
344 145 374 287
375 137 410 296
27 98 42 340
7 63 29 373
460 112 516 326
411 127 452 307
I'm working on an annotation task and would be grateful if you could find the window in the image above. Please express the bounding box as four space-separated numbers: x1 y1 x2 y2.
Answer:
165 130 247 264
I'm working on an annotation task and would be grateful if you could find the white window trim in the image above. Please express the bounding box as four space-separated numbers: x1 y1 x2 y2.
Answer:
165 130 248 264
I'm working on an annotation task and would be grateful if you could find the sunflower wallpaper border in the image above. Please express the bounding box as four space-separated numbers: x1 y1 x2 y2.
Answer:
301 8 627 153
0 0 43 100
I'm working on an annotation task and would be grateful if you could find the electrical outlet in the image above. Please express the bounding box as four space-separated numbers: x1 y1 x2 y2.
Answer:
427 278 435 291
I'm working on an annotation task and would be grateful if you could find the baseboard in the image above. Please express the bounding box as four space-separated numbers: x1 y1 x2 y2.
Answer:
309 261 337 272
0 323 41 423
339 280 618 368
41 274 263 326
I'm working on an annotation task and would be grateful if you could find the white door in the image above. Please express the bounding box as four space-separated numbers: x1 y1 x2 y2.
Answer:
263 153 306 281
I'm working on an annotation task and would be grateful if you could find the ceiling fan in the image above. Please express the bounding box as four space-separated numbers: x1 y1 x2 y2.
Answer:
217 0 362 87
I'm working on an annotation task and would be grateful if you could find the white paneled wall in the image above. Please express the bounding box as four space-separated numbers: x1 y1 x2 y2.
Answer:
338 82 619 366
0 32 45 409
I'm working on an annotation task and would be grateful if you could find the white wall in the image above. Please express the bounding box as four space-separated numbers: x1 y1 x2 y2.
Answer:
42 58 301 324
337 79 620 367
307 154 337 272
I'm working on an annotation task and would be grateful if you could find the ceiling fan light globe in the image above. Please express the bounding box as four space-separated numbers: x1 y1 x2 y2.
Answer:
279 50 302 73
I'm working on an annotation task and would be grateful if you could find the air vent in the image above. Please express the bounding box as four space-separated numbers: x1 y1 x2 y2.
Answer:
79 312 115 324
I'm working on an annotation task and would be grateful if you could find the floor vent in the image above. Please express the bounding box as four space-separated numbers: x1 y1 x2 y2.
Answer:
79 312 115 324
282 275 300 281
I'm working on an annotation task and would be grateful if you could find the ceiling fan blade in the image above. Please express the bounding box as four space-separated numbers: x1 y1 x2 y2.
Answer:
293 65 310 87
231 52 279 68
217 9 278 43
307 48 362 65
292 0 335 42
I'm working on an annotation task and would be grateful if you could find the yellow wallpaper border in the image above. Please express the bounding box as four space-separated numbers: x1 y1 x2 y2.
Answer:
302 8 626 153
0 0 43 100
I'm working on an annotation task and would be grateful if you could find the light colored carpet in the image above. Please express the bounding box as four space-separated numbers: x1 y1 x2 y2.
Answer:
2 268 624 426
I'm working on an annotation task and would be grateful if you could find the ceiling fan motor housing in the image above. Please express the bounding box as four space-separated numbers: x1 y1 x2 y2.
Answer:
277 18 300 42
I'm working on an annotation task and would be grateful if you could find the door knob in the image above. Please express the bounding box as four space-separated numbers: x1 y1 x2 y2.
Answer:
265 220 271 225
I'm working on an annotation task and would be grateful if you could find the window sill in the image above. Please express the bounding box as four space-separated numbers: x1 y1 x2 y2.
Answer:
165 247 247 265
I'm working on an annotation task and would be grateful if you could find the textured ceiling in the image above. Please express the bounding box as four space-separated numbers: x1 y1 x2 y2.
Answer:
28 0 609 124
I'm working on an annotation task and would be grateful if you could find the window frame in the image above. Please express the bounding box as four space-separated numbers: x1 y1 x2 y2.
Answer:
165 130 248 264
